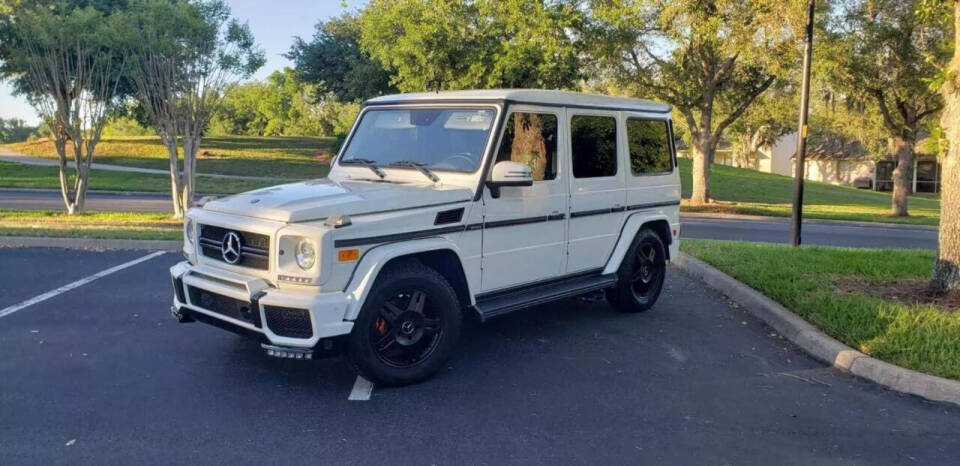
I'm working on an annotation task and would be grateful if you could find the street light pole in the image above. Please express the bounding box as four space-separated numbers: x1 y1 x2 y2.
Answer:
792 0 816 247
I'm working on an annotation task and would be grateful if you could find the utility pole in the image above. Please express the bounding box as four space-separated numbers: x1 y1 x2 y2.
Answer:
792 0 816 247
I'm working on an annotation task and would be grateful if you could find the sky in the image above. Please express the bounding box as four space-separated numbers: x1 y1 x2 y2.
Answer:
0 0 368 126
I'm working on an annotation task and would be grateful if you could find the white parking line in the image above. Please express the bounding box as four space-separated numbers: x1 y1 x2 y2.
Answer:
348 375 374 401
0 251 166 319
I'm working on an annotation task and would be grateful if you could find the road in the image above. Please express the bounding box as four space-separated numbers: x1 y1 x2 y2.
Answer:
0 189 173 213
1 248 958 464
0 189 939 249
681 216 937 250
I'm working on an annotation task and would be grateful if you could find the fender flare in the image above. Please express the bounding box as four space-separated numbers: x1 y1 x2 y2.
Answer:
602 212 672 275
341 238 471 321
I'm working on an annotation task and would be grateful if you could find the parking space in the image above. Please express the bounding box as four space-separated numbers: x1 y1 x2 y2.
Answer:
2 248 960 464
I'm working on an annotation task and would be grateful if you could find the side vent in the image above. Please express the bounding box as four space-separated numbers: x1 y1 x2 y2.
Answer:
434 208 465 225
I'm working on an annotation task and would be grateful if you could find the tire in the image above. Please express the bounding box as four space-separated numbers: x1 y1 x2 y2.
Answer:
347 259 462 386
605 228 667 313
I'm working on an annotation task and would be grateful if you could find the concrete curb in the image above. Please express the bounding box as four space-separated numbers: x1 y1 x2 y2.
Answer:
673 251 960 406
679 211 938 231
0 236 181 252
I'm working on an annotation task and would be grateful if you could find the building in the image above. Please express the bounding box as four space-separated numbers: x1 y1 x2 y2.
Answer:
722 132 942 193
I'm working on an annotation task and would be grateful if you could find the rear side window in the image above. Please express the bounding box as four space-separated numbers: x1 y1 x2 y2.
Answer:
571 115 617 178
627 118 673 175
495 112 558 181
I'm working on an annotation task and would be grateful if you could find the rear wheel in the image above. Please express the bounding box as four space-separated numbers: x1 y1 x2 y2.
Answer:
605 228 666 313
347 260 462 386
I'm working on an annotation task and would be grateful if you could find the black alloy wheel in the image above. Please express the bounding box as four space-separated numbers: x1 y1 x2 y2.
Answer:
348 260 462 386
372 289 443 368
606 228 667 313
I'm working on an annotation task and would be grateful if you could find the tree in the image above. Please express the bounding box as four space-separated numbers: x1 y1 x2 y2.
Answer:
210 68 333 137
0 2 128 213
122 0 264 217
0 117 39 143
358 0 584 92
928 0 960 293
286 13 395 102
590 0 805 205
727 86 798 169
825 0 950 216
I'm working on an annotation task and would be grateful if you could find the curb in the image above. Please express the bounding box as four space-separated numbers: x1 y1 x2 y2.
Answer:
0 236 181 252
679 211 938 231
673 251 960 406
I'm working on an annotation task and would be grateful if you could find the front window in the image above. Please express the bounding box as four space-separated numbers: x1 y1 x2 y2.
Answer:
339 107 497 173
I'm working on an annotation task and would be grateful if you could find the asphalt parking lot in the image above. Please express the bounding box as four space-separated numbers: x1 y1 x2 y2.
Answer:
2 248 960 465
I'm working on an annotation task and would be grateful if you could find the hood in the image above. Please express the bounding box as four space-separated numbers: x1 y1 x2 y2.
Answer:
203 178 472 223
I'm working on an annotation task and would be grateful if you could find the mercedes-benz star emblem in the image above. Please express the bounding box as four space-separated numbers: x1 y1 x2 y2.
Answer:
221 231 242 264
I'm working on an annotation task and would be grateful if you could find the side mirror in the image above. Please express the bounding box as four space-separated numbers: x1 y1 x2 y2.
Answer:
486 161 533 198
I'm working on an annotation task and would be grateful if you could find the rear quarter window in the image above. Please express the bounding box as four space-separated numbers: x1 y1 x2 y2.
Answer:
627 118 673 175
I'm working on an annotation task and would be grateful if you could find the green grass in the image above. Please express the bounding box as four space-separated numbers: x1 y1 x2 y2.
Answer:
0 161 276 194
3 135 334 179
0 209 182 240
682 239 960 380
678 158 940 225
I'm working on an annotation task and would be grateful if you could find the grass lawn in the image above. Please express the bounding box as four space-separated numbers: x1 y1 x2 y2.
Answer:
0 161 276 194
3 135 334 179
678 158 940 226
681 239 960 381
0 210 182 240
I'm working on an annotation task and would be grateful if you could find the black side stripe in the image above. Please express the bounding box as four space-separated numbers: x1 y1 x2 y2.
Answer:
625 200 681 211
569 200 680 218
334 201 680 248
334 213 568 247
334 225 467 248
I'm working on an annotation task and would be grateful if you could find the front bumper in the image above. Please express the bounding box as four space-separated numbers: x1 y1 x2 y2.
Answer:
169 261 354 351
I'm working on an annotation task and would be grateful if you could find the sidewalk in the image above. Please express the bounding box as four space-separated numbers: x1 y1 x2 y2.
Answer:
0 148 289 182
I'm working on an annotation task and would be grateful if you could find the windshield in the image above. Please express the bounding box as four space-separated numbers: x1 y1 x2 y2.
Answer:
339 107 497 173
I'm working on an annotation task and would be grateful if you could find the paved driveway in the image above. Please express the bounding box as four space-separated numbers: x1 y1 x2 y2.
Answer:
2 248 958 465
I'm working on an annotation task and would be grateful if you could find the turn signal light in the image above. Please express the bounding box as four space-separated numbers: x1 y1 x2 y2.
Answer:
338 248 359 262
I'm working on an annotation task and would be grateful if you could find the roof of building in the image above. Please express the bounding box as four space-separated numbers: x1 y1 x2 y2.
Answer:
365 89 672 114
801 134 871 161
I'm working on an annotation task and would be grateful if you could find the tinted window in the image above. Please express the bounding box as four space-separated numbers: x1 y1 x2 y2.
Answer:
495 112 558 181
571 115 617 178
627 118 672 175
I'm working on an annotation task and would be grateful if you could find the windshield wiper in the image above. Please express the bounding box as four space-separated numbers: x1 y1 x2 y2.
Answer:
388 160 439 183
341 157 386 180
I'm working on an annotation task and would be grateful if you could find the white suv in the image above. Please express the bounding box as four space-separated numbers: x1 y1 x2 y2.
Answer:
170 90 681 385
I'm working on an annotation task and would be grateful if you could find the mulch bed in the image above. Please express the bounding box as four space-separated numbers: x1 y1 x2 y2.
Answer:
835 278 960 312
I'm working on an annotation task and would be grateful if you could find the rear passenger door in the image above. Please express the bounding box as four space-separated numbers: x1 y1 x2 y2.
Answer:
565 111 627 274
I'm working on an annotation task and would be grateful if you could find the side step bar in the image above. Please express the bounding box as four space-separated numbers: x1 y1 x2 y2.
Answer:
473 273 618 321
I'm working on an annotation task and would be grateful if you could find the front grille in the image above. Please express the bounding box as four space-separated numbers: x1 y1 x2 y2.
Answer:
264 306 313 338
198 224 270 270
187 286 260 327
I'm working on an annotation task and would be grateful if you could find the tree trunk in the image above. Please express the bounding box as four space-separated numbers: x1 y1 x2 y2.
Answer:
182 135 199 213
165 139 185 218
929 0 960 294
689 136 713 205
890 136 914 217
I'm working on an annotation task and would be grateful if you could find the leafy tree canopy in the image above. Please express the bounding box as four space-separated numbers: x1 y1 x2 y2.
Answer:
286 13 395 102
358 0 585 92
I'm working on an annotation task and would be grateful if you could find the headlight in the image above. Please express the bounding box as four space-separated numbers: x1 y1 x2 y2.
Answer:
296 238 316 270
184 218 195 244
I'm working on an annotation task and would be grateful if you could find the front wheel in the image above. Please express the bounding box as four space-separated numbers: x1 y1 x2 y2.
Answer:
347 260 462 386
605 228 667 313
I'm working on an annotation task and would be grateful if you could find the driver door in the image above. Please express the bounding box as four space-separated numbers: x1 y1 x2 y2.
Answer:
480 107 569 292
